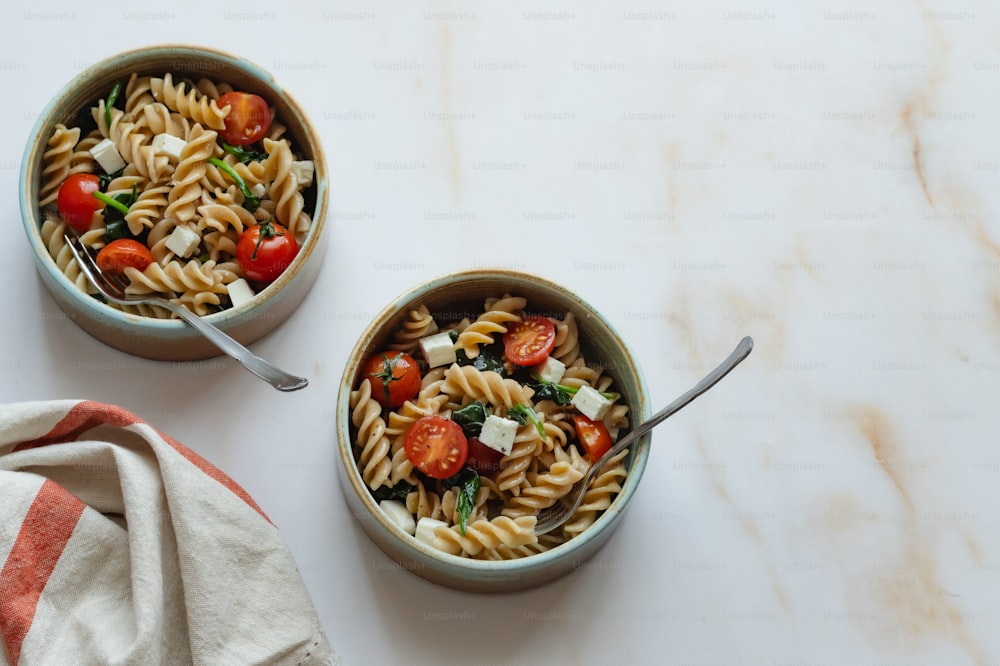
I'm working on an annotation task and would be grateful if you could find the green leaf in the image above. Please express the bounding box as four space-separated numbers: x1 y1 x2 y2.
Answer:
222 142 268 164
455 341 507 375
443 468 480 536
94 184 139 242
452 401 489 438
530 380 574 406
371 481 415 503
105 80 122 127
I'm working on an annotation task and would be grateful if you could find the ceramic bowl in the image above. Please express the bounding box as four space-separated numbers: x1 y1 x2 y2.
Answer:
336 269 651 592
19 45 328 361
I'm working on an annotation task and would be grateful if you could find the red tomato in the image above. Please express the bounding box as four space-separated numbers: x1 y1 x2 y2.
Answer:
56 173 101 232
404 416 468 479
360 351 421 409
572 414 613 463
236 220 298 284
466 437 504 476
218 92 272 146
503 315 556 366
96 239 155 275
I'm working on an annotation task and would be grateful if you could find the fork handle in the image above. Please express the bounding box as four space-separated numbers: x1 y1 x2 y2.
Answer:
162 301 308 391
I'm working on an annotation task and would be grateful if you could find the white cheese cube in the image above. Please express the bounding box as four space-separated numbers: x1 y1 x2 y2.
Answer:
479 415 519 456
419 331 457 368
290 160 314 187
164 225 201 258
571 385 613 421
226 278 255 308
250 183 268 198
534 356 566 384
89 138 126 173
152 133 187 159
415 517 448 547
379 500 416 535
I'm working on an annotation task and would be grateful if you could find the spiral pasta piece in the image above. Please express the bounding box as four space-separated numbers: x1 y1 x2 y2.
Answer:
441 365 534 408
388 305 437 355
495 424 543 494
453 300 524 358
125 258 222 296
562 450 629 538
406 480 442 521
350 379 393 490
430 516 538 557
551 311 581 365
124 183 170 236
123 74 156 118
502 446 589 518
39 124 80 207
263 138 311 240
164 124 216 222
150 72 230 130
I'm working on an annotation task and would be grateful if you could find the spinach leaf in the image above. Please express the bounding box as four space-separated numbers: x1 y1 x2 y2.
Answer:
442 468 480 536
455 340 507 375
452 401 489 438
105 80 122 127
371 481 415 503
222 142 268 164
529 380 574 406
95 185 139 241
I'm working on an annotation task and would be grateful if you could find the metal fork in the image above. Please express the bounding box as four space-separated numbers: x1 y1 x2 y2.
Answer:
64 232 308 392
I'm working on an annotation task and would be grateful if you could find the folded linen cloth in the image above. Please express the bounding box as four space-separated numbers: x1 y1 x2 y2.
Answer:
0 400 340 666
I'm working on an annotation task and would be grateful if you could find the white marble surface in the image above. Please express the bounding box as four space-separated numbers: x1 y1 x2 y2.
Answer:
2 2 999 664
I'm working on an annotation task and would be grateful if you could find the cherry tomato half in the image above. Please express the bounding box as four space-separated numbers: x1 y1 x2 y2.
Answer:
96 239 155 275
571 414 613 463
503 315 556 366
466 436 504 476
404 415 469 479
360 351 421 409
236 220 298 284
218 91 273 146
57 173 101 232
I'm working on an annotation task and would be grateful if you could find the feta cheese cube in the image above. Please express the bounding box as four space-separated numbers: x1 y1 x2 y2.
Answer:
250 183 267 198
164 224 201 258
379 499 416 535
571 385 613 421
290 160 314 187
226 278 255 309
152 133 187 160
419 331 457 368
534 356 566 384
415 517 448 547
89 138 126 173
479 415 519 456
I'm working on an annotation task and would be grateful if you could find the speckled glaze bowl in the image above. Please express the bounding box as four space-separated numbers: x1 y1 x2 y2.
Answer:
336 269 651 592
19 45 328 361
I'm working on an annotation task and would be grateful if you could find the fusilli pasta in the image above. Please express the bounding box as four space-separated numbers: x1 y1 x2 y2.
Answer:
349 293 633 560
36 71 317 319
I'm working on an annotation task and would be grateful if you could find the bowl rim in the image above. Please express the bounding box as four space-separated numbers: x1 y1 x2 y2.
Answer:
336 268 652 574
19 43 328 331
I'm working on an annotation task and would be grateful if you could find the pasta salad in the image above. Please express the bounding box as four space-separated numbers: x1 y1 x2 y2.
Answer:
37 72 315 318
349 294 632 560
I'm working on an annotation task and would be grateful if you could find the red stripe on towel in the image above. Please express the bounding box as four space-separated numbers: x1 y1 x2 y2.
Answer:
0 479 86 666
12 401 136 452
13 401 270 523
158 431 271 524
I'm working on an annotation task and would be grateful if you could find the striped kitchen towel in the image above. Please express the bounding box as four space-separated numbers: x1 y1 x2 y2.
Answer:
0 400 340 666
